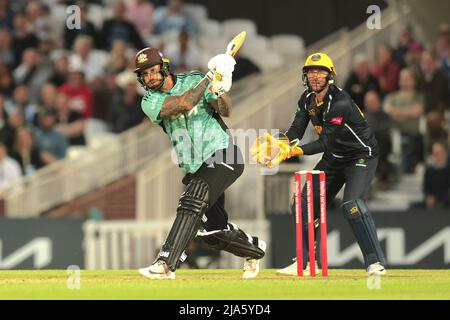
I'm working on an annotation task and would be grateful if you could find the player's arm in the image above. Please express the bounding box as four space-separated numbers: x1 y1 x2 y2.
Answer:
160 77 210 118
205 54 236 117
161 54 235 118
210 93 232 117
300 100 349 155
286 95 310 142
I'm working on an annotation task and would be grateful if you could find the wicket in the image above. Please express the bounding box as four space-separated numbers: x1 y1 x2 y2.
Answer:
294 170 328 277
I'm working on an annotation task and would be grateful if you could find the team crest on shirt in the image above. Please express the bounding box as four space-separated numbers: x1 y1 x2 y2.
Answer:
350 206 359 214
308 109 316 116
356 158 367 167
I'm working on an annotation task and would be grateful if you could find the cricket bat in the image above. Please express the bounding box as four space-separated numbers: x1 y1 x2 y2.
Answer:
213 31 247 81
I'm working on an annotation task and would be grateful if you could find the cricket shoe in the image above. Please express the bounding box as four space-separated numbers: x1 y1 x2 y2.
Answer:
138 260 175 280
276 259 320 276
367 262 386 276
242 240 267 279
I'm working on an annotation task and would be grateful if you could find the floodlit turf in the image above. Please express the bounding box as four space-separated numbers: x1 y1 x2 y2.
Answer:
0 269 449 300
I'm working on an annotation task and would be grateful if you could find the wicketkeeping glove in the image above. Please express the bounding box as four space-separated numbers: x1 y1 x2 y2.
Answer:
250 133 303 168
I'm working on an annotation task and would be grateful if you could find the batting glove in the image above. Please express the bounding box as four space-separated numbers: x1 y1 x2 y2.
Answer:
207 54 236 74
211 72 232 96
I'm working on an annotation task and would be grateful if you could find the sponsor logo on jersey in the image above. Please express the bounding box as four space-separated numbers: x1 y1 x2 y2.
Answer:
330 116 343 125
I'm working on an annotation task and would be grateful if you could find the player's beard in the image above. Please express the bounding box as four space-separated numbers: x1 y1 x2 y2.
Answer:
309 79 327 93
146 75 165 91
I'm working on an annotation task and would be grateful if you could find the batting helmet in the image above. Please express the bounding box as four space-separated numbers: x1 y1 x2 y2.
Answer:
303 52 337 75
134 47 171 91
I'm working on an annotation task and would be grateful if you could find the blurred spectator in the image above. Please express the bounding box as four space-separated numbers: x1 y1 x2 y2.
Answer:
11 12 39 69
372 43 401 94
436 23 450 77
125 0 155 38
107 71 145 133
394 24 422 68
426 110 448 150
105 39 129 74
13 48 53 102
344 53 382 110
48 52 70 87
384 68 425 173
418 50 450 150
0 61 13 96
364 90 393 189
154 0 197 36
423 141 450 209
404 42 424 77
70 35 106 82
38 83 58 111
0 140 22 191
5 84 38 124
165 29 206 72
64 1 99 50
0 27 13 67
25 0 52 41
0 94 6 129
100 0 145 50
58 68 93 118
0 107 25 152
233 51 260 82
38 38 56 61
9 0 27 13
417 50 449 115
10 126 50 176
54 92 86 146
0 94 7 148
34 107 68 160
0 0 14 31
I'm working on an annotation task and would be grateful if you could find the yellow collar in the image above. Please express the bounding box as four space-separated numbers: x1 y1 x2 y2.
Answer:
315 97 324 107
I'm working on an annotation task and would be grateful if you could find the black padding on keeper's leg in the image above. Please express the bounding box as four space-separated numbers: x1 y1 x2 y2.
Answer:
342 199 386 268
157 178 209 271
200 225 265 260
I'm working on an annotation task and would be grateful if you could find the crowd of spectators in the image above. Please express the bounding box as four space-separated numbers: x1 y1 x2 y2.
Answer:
344 24 450 208
0 0 218 191
0 1 447 207
0 0 262 191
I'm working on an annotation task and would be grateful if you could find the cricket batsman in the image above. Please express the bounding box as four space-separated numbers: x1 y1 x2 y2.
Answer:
252 53 386 276
134 47 266 280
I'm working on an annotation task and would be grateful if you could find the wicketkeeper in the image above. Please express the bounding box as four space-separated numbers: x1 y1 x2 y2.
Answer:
252 53 386 276
135 47 266 280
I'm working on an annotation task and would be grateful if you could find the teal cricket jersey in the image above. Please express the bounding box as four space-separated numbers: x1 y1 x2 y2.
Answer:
141 71 230 173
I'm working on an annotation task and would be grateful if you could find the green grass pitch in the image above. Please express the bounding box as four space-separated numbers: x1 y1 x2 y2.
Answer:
0 269 449 300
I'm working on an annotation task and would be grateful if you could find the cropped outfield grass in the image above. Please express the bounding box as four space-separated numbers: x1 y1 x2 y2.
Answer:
0 269 449 300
